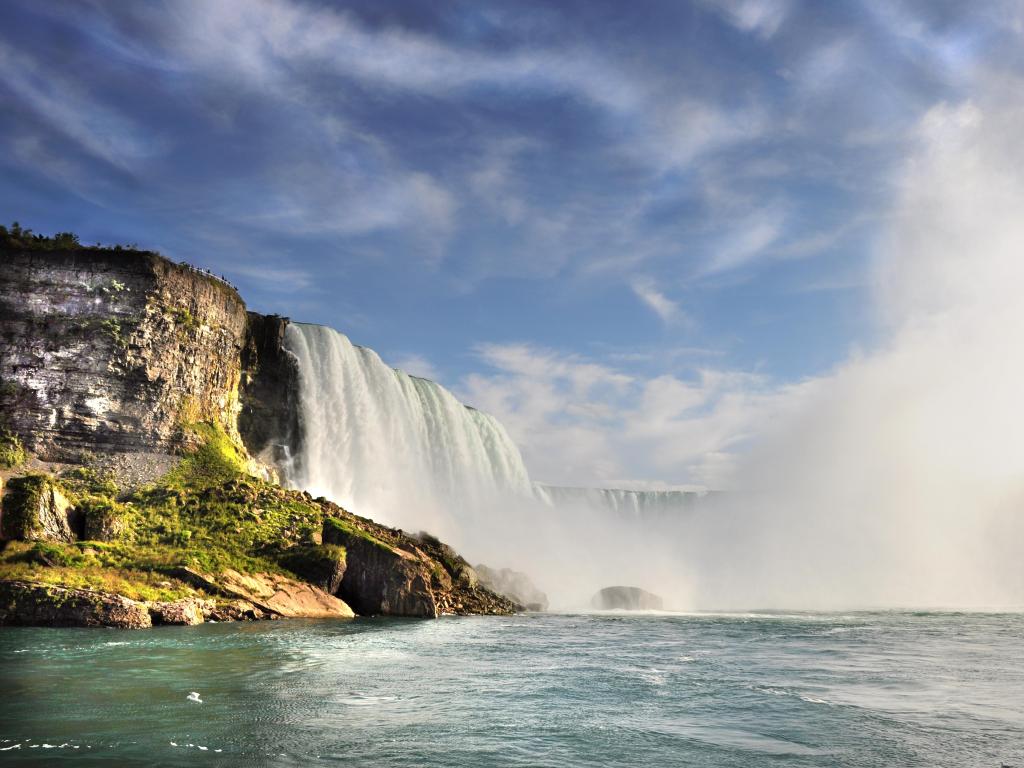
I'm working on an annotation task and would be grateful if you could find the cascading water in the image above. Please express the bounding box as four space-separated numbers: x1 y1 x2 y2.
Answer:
283 323 536 535
535 485 707 522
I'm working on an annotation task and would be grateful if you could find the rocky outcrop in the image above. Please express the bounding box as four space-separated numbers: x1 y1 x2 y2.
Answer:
0 249 247 461
591 586 664 610
149 598 211 626
475 564 548 611
0 474 79 542
279 544 347 594
169 566 354 619
322 514 519 617
0 580 153 628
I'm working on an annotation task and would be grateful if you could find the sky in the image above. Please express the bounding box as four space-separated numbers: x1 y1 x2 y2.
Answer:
2 0 1022 491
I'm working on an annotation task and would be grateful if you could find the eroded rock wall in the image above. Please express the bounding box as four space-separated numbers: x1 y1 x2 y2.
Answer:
0 250 248 460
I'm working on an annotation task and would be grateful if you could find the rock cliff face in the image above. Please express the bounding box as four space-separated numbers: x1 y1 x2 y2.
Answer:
0 250 247 460
238 312 301 468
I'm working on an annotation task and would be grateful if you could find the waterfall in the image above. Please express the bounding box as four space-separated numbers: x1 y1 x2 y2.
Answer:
535 485 706 522
284 323 535 532
283 323 703 538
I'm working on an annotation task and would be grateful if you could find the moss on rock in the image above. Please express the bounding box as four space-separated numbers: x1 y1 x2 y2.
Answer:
0 428 25 469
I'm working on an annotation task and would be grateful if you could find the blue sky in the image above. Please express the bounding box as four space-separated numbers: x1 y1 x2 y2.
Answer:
2 0 1021 488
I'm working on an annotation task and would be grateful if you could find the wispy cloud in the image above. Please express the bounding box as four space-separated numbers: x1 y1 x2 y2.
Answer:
630 277 685 325
701 0 793 39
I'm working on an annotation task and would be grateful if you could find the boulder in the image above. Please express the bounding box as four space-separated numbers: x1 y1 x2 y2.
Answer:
0 580 152 628
591 586 664 611
475 564 548 611
0 475 79 542
206 599 267 622
149 598 210 626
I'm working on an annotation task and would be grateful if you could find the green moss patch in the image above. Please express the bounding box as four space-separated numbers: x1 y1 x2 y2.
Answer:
2 474 51 539
0 428 25 469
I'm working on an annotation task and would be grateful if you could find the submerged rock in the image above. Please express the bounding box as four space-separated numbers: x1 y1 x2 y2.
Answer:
0 580 152 628
475 564 548 611
591 586 664 611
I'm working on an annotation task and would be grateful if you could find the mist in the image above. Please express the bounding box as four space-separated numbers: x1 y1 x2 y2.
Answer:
443 92 1024 611
283 89 1024 612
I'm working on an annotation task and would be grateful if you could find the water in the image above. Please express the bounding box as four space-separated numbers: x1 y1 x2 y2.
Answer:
2 613 1021 766
284 323 535 532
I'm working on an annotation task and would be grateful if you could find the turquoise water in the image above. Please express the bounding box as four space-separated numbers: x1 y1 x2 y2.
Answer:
1 612 1022 766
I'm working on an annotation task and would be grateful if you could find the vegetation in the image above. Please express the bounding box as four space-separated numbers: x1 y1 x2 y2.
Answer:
0 422 335 597
0 222 146 252
2 474 51 539
0 428 25 469
0 222 82 251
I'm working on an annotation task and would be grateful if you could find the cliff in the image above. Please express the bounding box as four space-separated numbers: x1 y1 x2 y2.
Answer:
0 244 517 626
0 249 247 460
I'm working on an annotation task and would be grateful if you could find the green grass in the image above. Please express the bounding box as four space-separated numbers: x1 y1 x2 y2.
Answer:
0 428 25 469
0 422 336 594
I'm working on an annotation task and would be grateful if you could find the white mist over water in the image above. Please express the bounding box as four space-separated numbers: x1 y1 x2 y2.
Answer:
284 93 1024 611
680 95 1024 610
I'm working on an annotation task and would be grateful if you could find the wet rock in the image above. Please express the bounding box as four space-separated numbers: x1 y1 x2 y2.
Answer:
591 586 664 611
475 564 548 611
206 599 266 622
0 580 152 628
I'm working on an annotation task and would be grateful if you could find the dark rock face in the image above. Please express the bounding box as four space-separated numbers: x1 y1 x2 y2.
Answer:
591 586 664 611
0 474 78 542
322 513 519 617
0 580 153 628
325 522 438 617
475 564 549 611
0 249 247 461
238 313 301 468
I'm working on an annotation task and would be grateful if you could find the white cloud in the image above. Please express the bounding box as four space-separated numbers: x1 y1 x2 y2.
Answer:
0 41 157 171
703 0 793 39
630 277 684 325
459 343 808 489
703 207 786 273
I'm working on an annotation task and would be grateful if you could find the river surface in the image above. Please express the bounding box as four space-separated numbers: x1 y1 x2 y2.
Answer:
1 612 1021 766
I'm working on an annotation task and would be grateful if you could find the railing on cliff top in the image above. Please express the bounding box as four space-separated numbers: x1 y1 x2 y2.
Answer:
177 261 239 294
